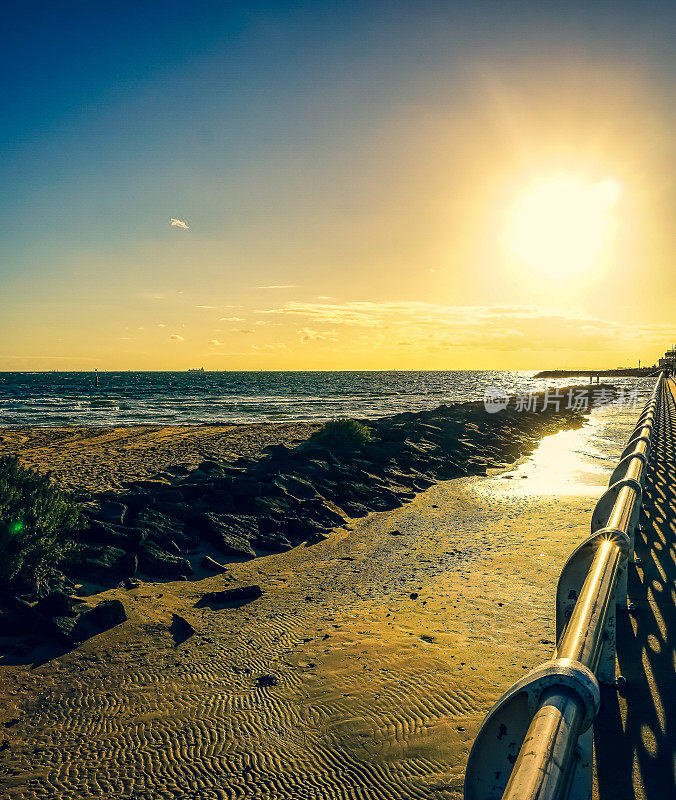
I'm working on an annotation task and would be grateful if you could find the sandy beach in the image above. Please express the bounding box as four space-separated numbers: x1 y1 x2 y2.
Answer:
0 400 637 799
0 423 319 493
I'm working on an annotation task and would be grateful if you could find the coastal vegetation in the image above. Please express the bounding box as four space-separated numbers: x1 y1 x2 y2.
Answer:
0 456 81 588
303 418 372 451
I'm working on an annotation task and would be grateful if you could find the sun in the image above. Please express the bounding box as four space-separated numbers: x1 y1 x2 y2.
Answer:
508 174 622 276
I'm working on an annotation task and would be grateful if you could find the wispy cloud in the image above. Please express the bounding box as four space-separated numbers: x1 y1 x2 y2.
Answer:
169 333 185 341
252 342 287 351
220 316 246 322
256 284 297 290
208 339 225 346
298 327 337 344
258 300 676 353
196 305 216 309
170 218 190 230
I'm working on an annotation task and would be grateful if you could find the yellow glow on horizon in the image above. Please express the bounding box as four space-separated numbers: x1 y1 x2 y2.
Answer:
508 175 622 277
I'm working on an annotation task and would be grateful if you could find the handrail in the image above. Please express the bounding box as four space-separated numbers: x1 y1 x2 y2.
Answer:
465 372 665 800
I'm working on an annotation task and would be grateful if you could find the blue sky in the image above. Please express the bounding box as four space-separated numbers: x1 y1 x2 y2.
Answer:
3 1 676 369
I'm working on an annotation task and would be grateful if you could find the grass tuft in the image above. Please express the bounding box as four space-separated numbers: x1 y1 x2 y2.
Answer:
304 418 372 451
0 456 81 588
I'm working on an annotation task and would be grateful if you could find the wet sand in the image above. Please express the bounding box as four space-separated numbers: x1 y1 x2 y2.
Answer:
0 407 636 800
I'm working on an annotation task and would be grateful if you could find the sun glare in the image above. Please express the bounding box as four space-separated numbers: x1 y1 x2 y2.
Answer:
508 175 622 276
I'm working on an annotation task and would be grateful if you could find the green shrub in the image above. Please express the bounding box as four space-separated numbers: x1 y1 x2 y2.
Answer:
0 457 81 587
304 418 372 451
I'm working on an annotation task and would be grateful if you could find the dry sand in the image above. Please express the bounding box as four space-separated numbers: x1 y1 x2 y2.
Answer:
0 410 635 800
0 423 318 493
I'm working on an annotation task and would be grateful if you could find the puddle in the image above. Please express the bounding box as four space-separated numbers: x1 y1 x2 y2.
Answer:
483 402 641 497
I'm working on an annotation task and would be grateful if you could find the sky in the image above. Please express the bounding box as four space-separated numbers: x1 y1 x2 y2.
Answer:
3 0 676 371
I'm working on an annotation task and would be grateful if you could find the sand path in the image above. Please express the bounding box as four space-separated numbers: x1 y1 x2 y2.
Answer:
0 407 635 800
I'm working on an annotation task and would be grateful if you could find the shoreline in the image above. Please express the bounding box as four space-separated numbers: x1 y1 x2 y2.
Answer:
0 399 637 799
0 386 615 613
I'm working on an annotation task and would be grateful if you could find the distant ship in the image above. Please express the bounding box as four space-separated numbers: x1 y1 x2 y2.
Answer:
187 367 205 373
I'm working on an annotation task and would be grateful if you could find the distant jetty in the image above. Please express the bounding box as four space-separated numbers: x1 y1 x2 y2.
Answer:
534 367 655 378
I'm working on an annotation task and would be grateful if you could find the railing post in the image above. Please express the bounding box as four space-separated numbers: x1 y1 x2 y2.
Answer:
464 372 665 800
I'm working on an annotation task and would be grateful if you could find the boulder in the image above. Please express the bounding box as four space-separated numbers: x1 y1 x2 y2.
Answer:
135 509 199 551
85 521 147 550
272 475 318 501
195 513 256 558
35 592 76 618
85 500 127 526
117 553 138 577
70 545 128 578
138 541 193 580
57 599 128 645
82 599 127 629
170 613 194 644
255 529 292 552
199 585 263 605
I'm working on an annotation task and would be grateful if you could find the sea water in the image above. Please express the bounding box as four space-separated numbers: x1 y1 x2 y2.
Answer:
0 371 656 426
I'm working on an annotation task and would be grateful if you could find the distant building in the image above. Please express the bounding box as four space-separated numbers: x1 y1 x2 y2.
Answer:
658 348 676 368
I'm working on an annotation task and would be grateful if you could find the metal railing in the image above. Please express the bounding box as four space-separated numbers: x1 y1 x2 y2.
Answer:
464 372 665 800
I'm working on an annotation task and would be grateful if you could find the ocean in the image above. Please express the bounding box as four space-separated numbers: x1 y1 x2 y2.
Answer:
0 371 656 426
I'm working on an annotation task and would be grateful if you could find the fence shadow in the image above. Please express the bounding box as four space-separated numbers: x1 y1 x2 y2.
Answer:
594 396 676 799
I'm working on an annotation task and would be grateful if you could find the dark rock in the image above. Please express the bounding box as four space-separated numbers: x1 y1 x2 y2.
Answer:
138 541 193 579
178 484 206 502
116 492 156 513
195 513 256 558
305 530 328 545
85 521 147 550
129 479 173 491
0 610 29 636
117 553 138 577
69 545 128 578
85 501 127 526
85 599 127 629
299 447 339 465
170 613 195 645
262 443 294 458
255 528 292 552
233 480 266 499
339 500 369 517
196 460 225 474
47 615 79 642
300 499 345 527
257 673 278 687
368 494 402 512
135 509 199 550
35 592 75 618
272 475 318 501
197 585 263 607
190 488 236 514
164 465 191 477
55 599 128 645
